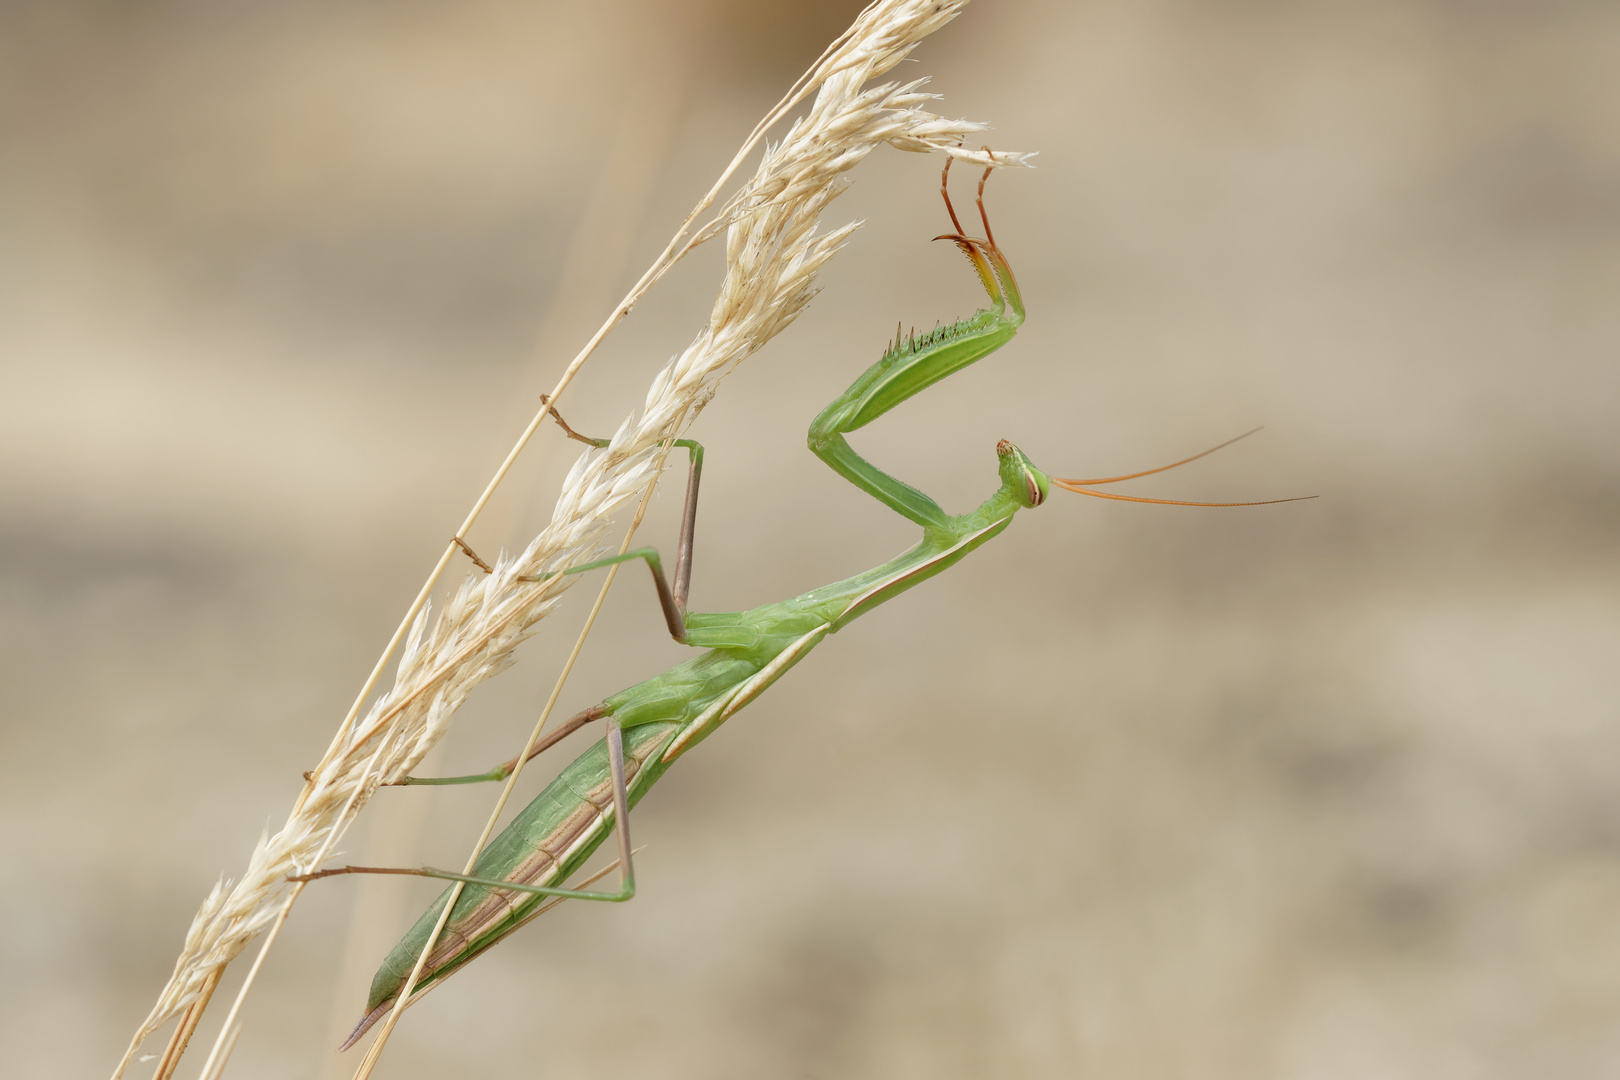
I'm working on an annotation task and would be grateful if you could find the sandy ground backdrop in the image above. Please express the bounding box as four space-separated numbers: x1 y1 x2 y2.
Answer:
2 1 1617 1077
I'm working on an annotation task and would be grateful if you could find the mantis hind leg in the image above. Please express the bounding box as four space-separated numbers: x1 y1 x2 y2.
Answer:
299 718 638 904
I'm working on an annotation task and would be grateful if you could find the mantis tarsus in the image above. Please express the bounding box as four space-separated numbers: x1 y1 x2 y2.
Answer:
295 159 1308 1049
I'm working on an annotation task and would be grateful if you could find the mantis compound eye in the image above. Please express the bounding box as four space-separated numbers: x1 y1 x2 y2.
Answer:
1024 468 1049 507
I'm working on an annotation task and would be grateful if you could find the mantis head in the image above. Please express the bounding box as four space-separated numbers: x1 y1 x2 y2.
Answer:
997 440 1051 508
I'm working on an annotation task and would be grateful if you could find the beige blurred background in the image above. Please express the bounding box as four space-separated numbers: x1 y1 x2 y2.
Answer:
3 0 1618 1076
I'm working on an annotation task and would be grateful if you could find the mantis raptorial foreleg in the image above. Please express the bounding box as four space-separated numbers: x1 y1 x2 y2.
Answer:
807 159 1025 530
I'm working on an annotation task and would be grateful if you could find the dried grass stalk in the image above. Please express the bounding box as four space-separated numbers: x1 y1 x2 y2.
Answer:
116 0 1028 1072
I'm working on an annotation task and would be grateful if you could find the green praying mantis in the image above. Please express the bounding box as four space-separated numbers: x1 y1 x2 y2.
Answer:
294 159 1308 1049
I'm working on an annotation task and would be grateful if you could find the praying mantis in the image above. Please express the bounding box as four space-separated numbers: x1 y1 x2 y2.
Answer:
295 159 1307 1050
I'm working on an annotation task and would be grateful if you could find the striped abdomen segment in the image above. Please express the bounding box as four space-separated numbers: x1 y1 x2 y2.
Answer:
361 721 681 1018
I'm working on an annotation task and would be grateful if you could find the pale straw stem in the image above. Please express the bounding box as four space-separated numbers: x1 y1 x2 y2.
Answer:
196 1023 241 1080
